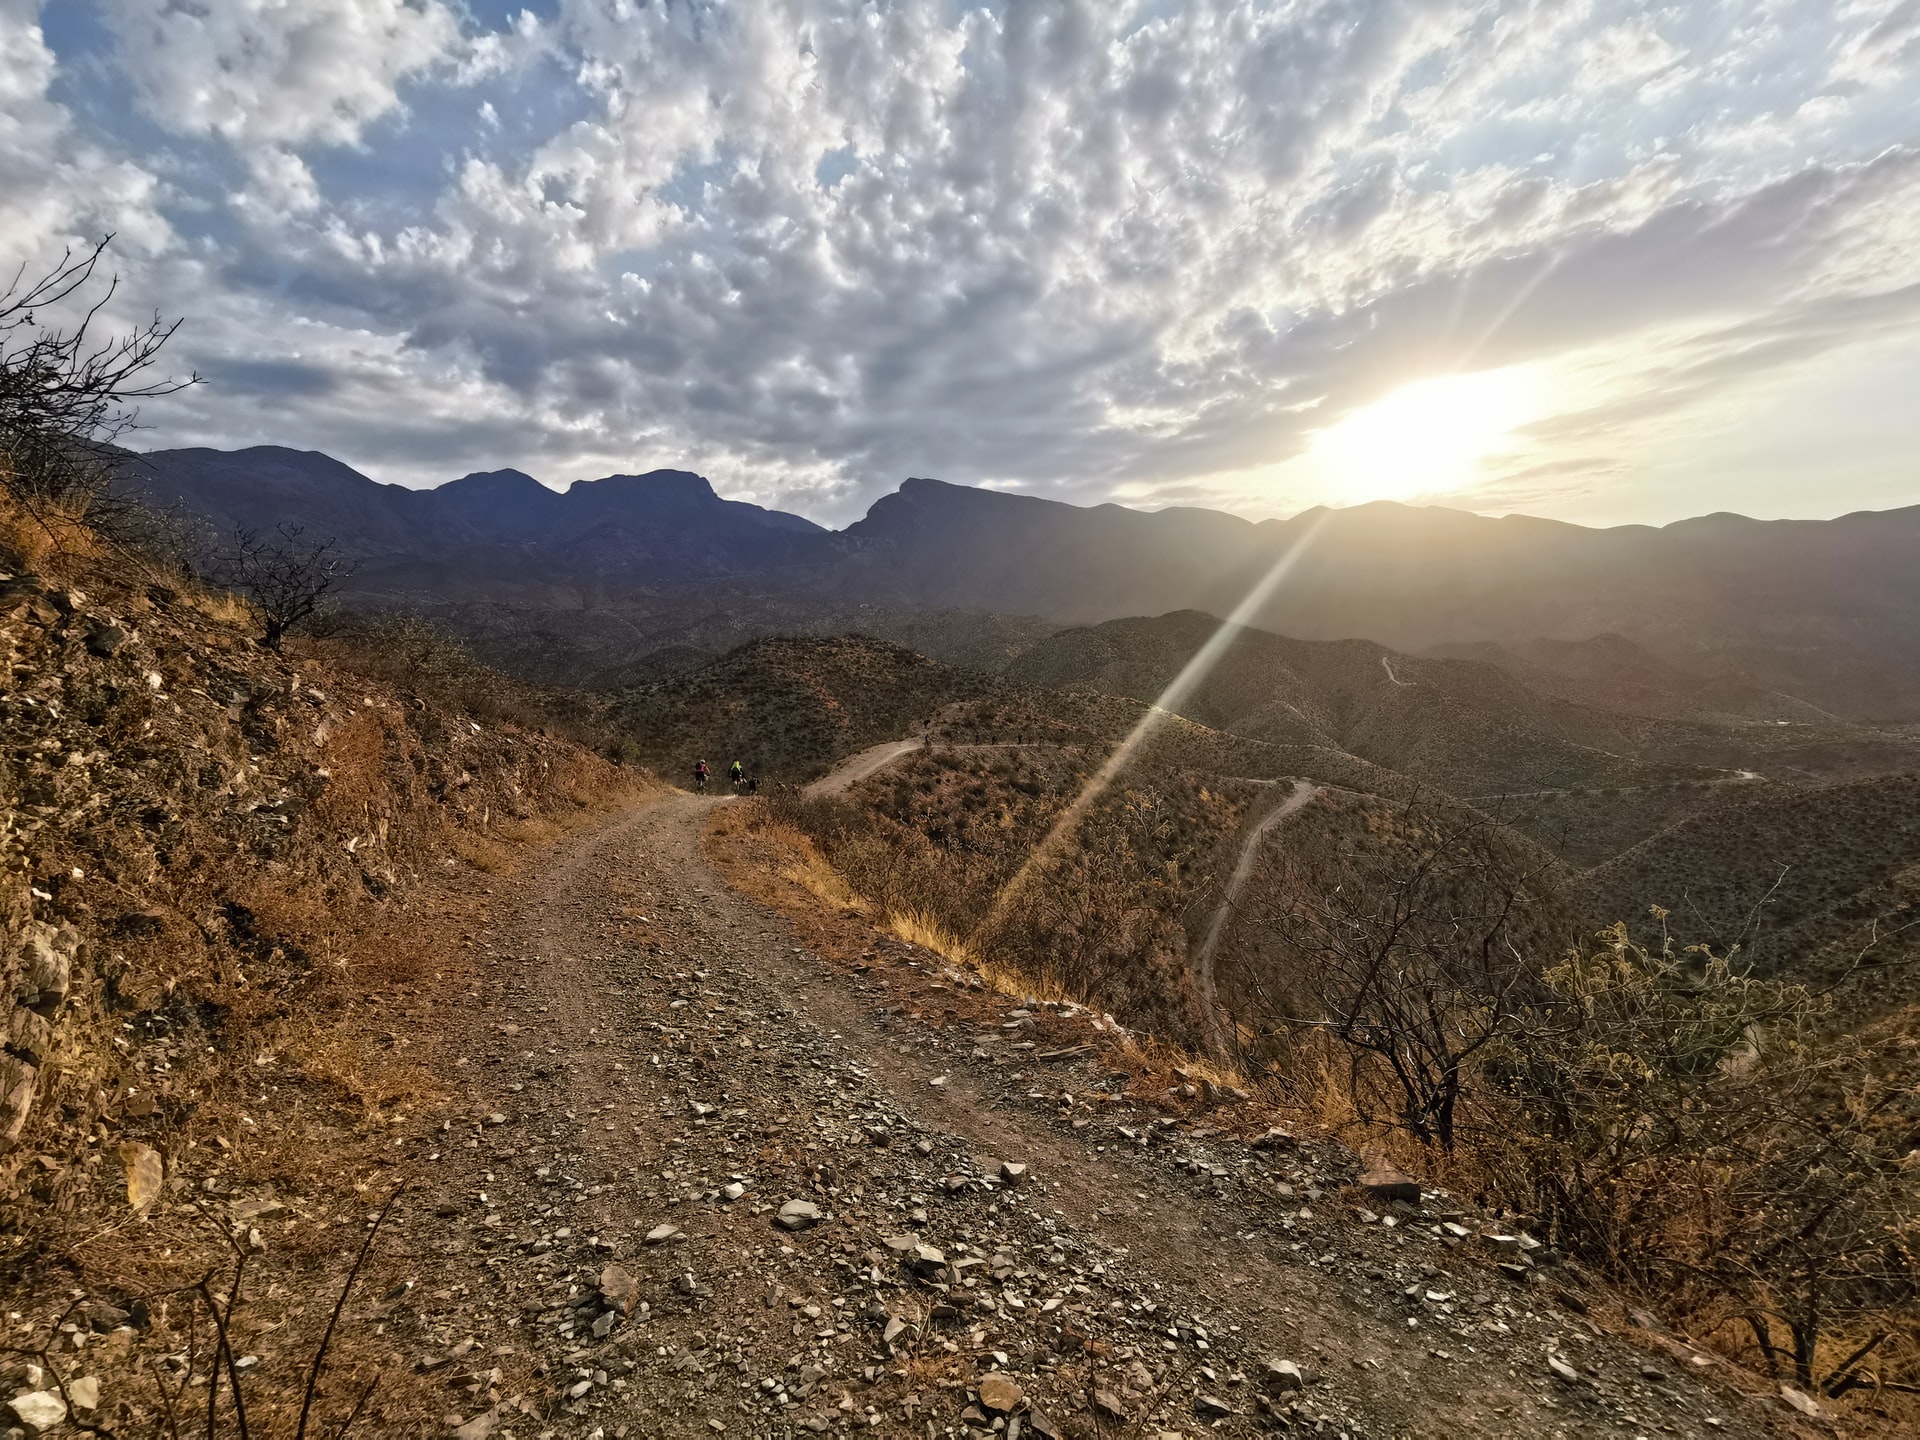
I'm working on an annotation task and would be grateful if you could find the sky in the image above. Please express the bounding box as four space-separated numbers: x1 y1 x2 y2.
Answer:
4 0 1919 528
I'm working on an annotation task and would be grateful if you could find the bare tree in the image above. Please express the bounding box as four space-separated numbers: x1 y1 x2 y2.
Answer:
213 523 356 650
0 236 198 521
1243 797 1562 1150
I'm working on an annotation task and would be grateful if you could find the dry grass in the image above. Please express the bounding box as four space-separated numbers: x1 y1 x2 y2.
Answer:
886 907 979 969
1 490 652 1433
771 823 871 914
708 798 1262 1101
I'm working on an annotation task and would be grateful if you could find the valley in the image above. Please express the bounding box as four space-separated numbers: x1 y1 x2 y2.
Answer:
11 4 1920 1427
8 462 1920 1437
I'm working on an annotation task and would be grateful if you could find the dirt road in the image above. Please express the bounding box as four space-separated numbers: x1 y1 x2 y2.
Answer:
1190 780 1320 1060
403 792 1770 1439
807 740 925 796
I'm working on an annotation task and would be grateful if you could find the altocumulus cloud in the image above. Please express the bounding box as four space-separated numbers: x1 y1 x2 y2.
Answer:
6 0 1920 523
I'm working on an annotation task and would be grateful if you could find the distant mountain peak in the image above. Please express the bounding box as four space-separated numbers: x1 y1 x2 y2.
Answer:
568 468 718 498
441 467 554 497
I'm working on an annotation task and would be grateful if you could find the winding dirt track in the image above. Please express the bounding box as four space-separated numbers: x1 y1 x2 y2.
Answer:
406 789 1772 1439
806 739 925 796
1189 779 1320 1060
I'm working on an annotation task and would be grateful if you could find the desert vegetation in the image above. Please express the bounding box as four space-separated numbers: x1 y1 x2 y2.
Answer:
760 728 1920 1410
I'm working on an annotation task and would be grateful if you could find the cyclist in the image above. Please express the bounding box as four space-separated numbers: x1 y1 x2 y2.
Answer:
693 758 709 791
729 759 744 791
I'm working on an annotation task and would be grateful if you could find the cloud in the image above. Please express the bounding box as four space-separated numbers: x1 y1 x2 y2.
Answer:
98 0 469 148
0 0 169 270
11 0 1920 526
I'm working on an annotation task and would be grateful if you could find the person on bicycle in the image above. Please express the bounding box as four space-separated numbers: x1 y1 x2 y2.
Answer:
729 759 744 791
693 759 709 790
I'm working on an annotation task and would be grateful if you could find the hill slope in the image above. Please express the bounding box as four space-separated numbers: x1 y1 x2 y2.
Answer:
604 635 996 781
1576 773 1920 988
1006 611 1724 798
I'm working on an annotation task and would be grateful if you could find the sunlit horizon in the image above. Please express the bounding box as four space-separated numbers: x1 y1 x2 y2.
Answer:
8 2 1919 528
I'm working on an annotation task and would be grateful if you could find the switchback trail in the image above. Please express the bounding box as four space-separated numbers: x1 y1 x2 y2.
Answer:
806 740 1032 797
1190 779 1320 1061
404 791 1775 1439
807 740 924 796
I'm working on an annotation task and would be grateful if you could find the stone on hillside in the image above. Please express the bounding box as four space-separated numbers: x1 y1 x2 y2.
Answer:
644 1223 682 1245
1196 1394 1234 1418
998 1161 1029 1186
906 1242 947 1275
6 1392 67 1433
1357 1167 1421 1205
1260 1358 1305 1392
67 1376 99 1411
1250 1127 1296 1150
977 1373 1023 1413
602 1267 641 1313
86 624 128 657
1546 1354 1580 1384
1780 1386 1825 1419
778 1199 822 1230
1092 1389 1129 1422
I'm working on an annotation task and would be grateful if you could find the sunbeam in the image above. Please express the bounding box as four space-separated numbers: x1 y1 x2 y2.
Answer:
973 512 1333 941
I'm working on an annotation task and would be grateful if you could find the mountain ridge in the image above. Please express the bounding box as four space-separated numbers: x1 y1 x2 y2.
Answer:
125 444 1920 719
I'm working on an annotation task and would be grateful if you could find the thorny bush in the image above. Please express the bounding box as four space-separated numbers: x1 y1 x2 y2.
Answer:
1484 918 1920 1397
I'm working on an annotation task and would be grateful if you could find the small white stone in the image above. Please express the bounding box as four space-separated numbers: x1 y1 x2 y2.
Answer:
6 1392 68 1433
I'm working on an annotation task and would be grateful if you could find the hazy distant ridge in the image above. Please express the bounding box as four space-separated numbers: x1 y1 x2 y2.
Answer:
130 446 1920 719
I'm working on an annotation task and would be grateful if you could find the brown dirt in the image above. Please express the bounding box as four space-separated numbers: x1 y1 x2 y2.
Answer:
364 791 1796 1439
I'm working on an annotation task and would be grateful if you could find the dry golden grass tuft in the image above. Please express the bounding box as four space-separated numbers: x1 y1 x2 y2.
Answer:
885 907 978 968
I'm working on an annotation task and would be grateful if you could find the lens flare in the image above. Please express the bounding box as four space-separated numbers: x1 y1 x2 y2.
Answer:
974 513 1331 940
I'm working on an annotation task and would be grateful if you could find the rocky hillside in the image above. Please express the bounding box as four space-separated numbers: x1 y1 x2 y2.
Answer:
1574 773 1920 988
604 635 1003 781
0 502 639 1430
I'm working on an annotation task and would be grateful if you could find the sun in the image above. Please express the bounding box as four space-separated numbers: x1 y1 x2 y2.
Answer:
1306 367 1546 505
